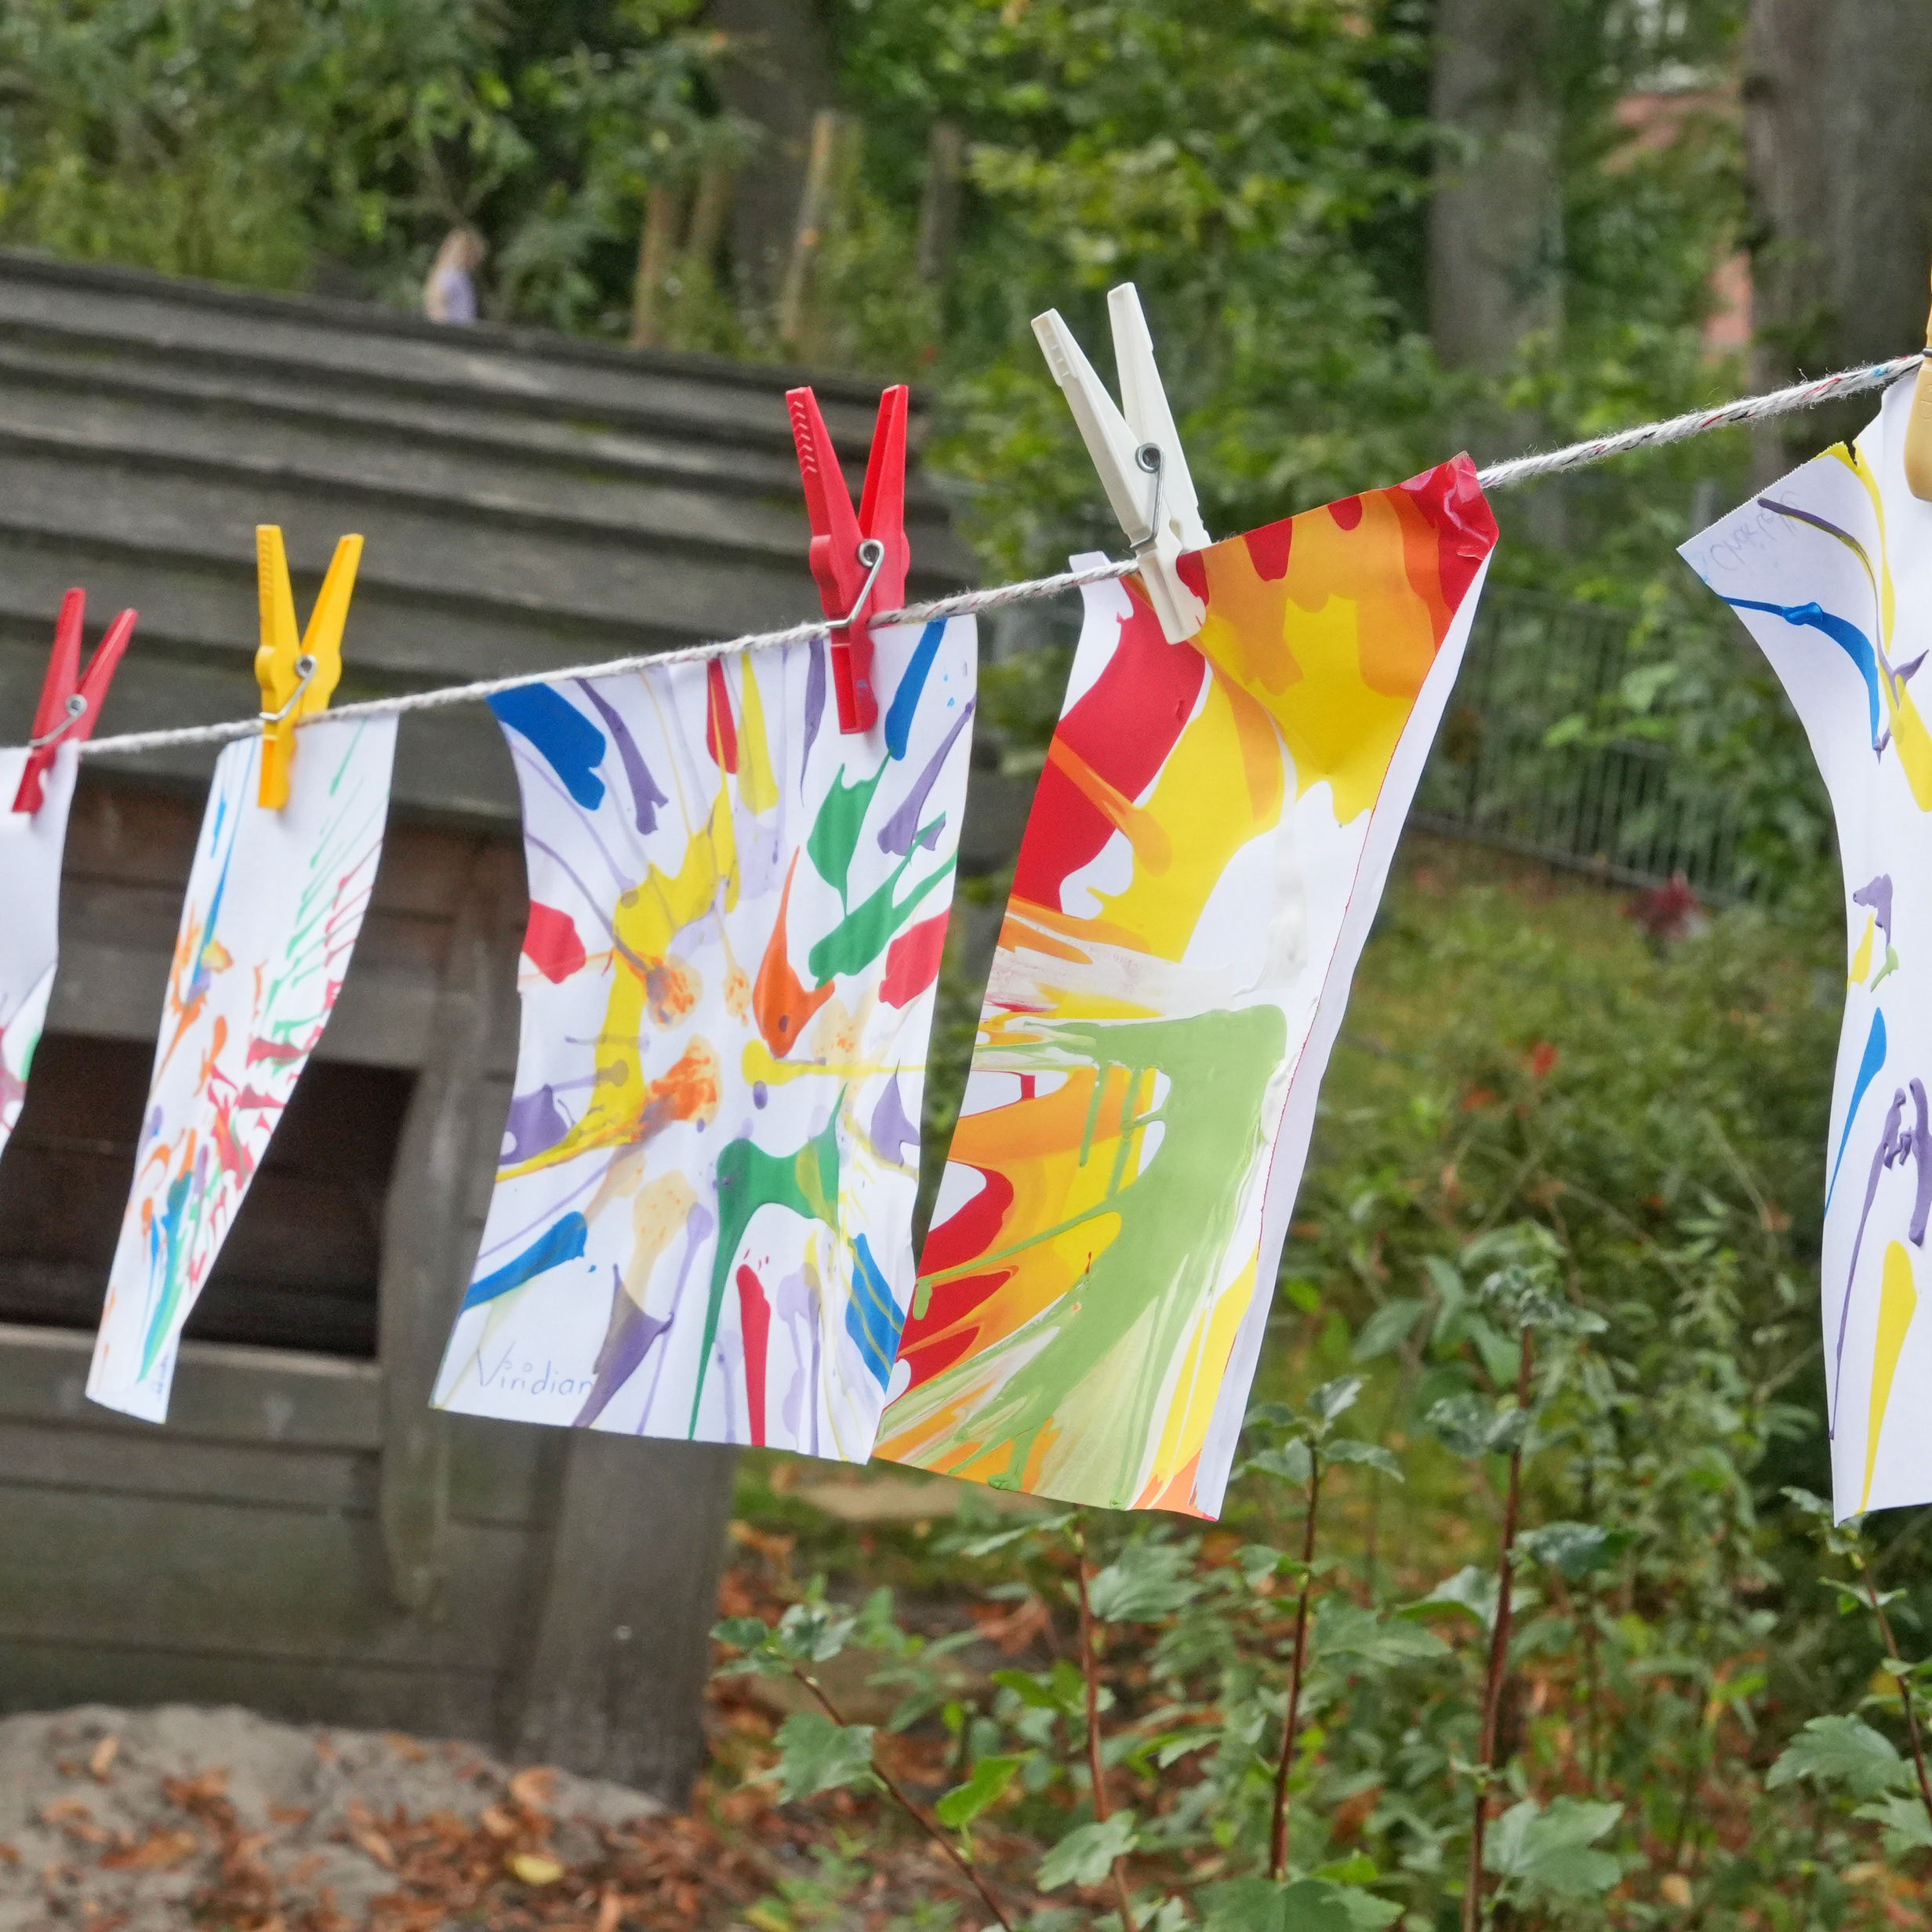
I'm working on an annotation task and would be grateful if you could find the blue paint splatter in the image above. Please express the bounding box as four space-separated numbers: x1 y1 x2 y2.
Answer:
1828 1009 1887 1212
490 686 607 809
1721 595 1883 748
883 619 947 760
576 680 667 833
463 1211 589 1312
844 1233 904 1389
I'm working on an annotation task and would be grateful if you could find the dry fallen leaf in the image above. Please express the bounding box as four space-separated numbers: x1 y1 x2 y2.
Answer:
480 1805 520 1840
267 1803 310 1827
384 1731 427 1763
99 1828 198 1871
595 1884 626 1932
508 1765 557 1813
509 1850 565 1886
87 1736 118 1782
347 1823 397 1870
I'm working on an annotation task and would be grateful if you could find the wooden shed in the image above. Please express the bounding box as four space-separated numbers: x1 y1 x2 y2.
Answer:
0 251 980 1801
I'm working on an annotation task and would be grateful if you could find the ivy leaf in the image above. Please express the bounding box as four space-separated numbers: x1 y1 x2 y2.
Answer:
992 1658 1089 1718
1324 1439 1404 1480
1309 1376 1364 1425
1201 1876 1401 1930
1037 1811 1137 1890
1352 1298 1427 1362
934 1754 1023 1829
769 1712 877 1801
1767 1716 1912 1799
1249 1439 1315 1487
1854 1792 1932 1851
942 1509 1077 1558
1484 1797 1623 1899
1315 1600 1450 1669
1425 1393 1528 1458
1520 1521 1628 1579
1420 1565 1498 1629
1087 1541 1197 1622
769 1600 855 1665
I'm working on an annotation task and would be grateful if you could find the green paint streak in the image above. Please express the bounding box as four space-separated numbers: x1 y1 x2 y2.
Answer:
806 834 953 982
806 759 888 906
898 1004 1286 1508
688 1107 844 1432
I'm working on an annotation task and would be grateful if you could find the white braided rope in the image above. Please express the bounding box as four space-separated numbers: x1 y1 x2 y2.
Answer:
69 350 1926 762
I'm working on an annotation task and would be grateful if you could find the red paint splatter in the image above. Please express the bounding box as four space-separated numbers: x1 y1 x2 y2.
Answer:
1010 583 1202 913
881 913 949 1008
1239 517 1294 582
1328 494 1364 532
1400 453 1498 610
706 659 739 772
736 1264 771 1447
523 902 587 982
900 1169 1018 1389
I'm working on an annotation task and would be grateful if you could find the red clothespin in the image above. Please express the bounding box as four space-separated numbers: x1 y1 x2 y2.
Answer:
11 589 136 815
786 383 910 734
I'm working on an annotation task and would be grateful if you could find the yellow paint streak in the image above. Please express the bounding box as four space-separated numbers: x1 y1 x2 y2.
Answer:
1851 912 1876 985
1862 1241 1919 1511
735 658 781 815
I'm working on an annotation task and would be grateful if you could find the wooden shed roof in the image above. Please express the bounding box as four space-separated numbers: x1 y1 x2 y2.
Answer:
0 250 975 826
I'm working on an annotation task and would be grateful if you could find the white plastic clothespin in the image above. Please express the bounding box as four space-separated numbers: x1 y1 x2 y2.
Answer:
1032 283 1211 643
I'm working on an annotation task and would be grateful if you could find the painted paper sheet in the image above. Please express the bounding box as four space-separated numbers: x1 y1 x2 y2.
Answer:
87 718 397 1421
1683 376 1932 1520
432 617 975 1458
878 459 1498 1515
0 743 78 1160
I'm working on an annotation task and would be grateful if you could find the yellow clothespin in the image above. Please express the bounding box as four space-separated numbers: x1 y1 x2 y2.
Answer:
254 525 361 808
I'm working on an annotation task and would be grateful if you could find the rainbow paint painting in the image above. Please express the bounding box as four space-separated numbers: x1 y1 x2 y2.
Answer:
431 616 975 1458
87 718 396 1421
0 742 79 1162
877 460 1498 1515
1685 376 1932 1519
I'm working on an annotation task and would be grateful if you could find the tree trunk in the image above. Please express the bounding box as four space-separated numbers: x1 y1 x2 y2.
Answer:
1429 0 1563 378
704 0 839 321
1745 0 1932 468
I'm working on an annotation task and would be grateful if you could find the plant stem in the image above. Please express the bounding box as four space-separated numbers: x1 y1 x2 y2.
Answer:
1854 1549 1932 1836
792 1667 1015 1932
1464 1331 1534 1932
1073 1529 1138 1932
1269 1447 1323 1882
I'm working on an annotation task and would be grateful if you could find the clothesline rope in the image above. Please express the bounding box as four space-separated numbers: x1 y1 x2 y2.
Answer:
72 347 1927 763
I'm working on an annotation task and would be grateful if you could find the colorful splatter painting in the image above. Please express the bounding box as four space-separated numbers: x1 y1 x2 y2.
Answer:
431 616 975 1459
1683 376 1932 1519
877 460 1498 1515
87 718 397 1422
0 743 79 1162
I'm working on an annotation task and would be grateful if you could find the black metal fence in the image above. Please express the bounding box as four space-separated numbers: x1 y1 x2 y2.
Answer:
1413 586 1742 898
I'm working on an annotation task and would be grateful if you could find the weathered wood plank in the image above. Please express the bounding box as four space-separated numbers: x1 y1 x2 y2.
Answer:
378 842 523 1611
0 1488 526 1669
0 1324 382 1449
505 1435 737 1801
0 1639 499 1743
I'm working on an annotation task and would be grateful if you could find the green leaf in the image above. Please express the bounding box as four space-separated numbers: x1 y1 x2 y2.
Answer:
1201 1876 1402 1931
991 1659 1088 1717
770 1711 877 1801
1249 1439 1315 1487
1420 1565 1498 1629
1424 1393 1528 1458
714 1615 776 1652
1520 1520 1629 1579
1484 1797 1623 1899
1854 1792 1932 1851
1323 1439 1404 1481
1767 1716 1912 1799
771 1600 855 1665
1087 1539 1197 1622
1037 1811 1136 1890
934 1754 1023 1829
943 1509 1077 1558
1352 1298 1427 1361
1315 1599 1451 1669
1309 1376 1364 1425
